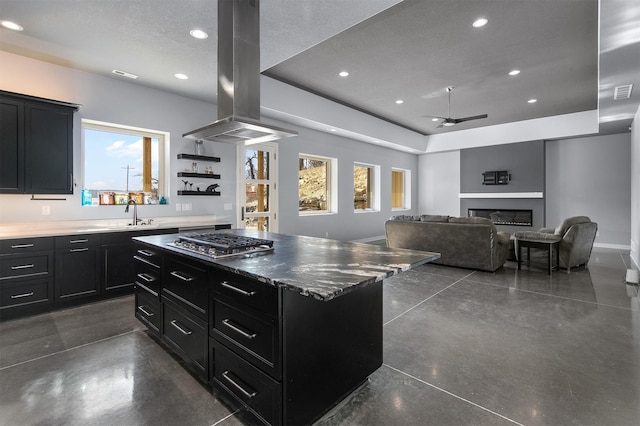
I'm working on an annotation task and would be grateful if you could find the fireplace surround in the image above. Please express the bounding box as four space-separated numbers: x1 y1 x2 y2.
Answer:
468 208 533 227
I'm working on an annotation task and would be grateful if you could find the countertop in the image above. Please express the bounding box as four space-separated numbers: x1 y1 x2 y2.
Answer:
134 229 440 301
0 215 230 240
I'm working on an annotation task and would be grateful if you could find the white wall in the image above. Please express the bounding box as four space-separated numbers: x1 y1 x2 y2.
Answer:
418 150 460 216
546 133 631 248
631 107 640 269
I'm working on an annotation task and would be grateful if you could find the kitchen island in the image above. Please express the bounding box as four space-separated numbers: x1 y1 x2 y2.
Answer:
133 229 439 426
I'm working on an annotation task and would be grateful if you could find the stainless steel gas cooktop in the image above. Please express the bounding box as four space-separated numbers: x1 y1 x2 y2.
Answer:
168 233 274 258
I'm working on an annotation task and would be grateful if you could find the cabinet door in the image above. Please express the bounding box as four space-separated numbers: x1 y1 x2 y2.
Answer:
24 102 73 194
0 98 24 193
102 242 136 293
55 247 98 301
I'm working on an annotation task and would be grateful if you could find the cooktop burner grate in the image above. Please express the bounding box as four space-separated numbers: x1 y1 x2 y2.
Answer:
168 233 274 258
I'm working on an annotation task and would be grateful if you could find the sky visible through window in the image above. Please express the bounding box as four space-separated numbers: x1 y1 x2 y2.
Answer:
84 129 159 192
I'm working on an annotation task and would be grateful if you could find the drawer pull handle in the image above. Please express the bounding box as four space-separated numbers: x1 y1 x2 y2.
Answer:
222 371 257 399
11 264 35 270
11 292 34 299
222 319 257 339
137 305 154 317
11 243 35 249
220 281 256 297
170 319 192 335
133 255 160 269
69 248 89 253
170 271 194 282
137 273 156 282
69 239 88 244
137 250 155 257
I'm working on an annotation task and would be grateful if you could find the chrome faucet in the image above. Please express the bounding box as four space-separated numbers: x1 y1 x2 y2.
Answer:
125 200 139 225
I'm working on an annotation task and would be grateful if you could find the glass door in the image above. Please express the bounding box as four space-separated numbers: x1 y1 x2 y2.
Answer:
237 143 278 232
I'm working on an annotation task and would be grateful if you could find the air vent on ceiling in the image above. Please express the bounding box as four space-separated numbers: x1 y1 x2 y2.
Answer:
614 84 633 100
112 69 138 79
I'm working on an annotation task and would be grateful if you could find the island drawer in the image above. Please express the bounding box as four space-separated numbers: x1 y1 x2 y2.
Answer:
163 255 208 318
163 299 208 380
212 270 278 317
133 247 162 269
0 237 53 255
0 278 52 309
135 288 161 335
212 299 280 378
0 252 52 280
135 263 161 298
212 340 282 426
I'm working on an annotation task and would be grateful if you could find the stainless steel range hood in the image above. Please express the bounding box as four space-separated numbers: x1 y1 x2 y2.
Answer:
183 0 297 144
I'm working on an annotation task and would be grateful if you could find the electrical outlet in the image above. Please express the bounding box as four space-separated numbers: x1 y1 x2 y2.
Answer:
596 231 600 237
176 203 182 211
184 203 192 211
42 205 50 215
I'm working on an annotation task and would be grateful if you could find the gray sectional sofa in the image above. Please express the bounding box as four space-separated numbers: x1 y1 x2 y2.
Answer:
385 215 511 272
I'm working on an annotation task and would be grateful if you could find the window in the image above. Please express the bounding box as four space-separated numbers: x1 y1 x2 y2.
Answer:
354 162 380 211
299 154 336 214
392 168 410 210
82 119 167 205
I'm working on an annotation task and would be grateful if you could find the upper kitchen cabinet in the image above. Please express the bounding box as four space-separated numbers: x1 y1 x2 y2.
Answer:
0 91 79 194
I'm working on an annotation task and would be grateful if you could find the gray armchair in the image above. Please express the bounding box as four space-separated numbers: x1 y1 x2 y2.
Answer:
514 216 598 273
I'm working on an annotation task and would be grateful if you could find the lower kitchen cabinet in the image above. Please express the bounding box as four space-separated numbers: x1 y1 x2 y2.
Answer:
0 237 54 319
55 234 99 302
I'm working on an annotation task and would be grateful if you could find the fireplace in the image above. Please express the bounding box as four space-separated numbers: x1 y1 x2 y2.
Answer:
468 208 533 227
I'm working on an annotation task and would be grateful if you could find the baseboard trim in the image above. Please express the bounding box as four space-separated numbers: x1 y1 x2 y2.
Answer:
593 243 631 250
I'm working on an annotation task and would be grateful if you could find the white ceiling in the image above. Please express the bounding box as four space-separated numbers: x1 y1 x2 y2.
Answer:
1 0 638 141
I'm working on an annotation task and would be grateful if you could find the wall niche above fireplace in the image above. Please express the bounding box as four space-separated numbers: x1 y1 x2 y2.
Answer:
469 208 533 227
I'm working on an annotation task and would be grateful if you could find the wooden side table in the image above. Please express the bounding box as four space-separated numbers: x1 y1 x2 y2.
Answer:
516 235 562 275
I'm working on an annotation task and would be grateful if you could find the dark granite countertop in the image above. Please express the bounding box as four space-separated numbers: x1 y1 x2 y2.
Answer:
134 229 440 301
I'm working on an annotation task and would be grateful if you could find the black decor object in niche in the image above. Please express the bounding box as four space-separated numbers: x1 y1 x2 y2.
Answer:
482 170 510 185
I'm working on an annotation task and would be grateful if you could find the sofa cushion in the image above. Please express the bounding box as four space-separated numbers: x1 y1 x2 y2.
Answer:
420 214 449 223
389 215 421 221
555 216 591 235
448 216 493 225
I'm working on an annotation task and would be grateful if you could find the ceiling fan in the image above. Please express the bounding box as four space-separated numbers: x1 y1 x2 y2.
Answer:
424 87 488 128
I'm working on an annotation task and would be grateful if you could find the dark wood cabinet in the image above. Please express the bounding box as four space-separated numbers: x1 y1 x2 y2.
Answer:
54 235 99 302
0 98 24 193
101 228 177 295
25 102 74 194
0 237 54 319
0 91 78 195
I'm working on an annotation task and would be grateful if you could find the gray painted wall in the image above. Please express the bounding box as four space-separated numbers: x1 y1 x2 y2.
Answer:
277 126 419 241
546 133 631 247
459 141 545 232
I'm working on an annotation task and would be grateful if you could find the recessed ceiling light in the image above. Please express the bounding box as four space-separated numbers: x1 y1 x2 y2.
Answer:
431 118 439 122
472 18 488 28
338 71 349 77
395 99 404 104
175 73 189 80
190 29 208 39
528 98 537 104
1 20 23 31
508 69 521 76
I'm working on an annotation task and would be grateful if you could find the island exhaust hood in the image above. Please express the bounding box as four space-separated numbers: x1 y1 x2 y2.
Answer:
183 0 297 144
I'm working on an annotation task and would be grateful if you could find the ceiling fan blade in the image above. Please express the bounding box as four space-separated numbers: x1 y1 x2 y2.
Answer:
452 114 488 123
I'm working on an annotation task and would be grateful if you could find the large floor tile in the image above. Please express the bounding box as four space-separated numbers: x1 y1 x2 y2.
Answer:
383 280 640 425
316 364 518 426
0 331 235 426
0 295 141 368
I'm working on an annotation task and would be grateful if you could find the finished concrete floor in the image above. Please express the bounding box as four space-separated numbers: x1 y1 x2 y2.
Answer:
1 247 638 425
